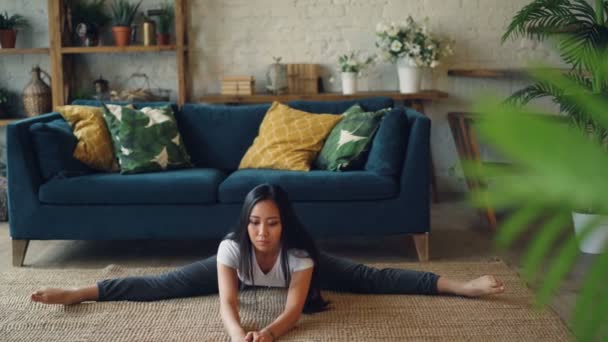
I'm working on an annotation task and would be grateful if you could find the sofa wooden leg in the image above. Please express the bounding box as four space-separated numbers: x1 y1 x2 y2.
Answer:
412 233 429 262
12 239 29 267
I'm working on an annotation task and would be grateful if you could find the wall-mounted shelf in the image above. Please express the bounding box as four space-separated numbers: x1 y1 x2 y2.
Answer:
0 48 50 55
447 68 570 78
61 45 181 54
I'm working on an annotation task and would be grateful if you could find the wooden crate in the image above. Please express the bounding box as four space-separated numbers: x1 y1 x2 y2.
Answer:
287 64 319 94
220 76 255 95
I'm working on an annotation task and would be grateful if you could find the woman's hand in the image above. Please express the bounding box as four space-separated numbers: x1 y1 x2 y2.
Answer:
244 330 274 342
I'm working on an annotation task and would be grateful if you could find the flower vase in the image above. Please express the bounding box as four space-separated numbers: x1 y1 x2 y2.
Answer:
397 59 422 94
341 72 357 95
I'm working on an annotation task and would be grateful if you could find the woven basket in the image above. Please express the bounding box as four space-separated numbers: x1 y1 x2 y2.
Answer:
22 66 52 117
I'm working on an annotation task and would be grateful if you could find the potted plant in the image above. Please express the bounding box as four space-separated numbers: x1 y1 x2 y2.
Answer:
337 51 375 95
0 11 29 49
156 1 174 45
70 0 111 46
375 17 452 93
503 0 608 253
110 0 142 46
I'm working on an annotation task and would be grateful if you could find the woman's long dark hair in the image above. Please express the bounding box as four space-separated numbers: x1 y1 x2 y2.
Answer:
225 183 329 314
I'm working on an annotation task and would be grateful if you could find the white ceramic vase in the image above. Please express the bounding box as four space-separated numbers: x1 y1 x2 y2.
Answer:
397 58 422 94
572 212 608 254
341 72 357 95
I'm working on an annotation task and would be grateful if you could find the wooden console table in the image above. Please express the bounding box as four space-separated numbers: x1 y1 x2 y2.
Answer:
200 90 448 203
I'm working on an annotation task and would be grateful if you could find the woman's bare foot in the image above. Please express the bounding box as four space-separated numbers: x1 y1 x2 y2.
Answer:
460 275 505 297
31 288 83 305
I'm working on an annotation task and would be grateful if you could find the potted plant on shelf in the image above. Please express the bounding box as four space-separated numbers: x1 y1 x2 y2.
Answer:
503 0 608 254
70 0 111 46
0 11 29 49
110 0 142 47
156 1 174 45
375 17 452 93
337 51 375 95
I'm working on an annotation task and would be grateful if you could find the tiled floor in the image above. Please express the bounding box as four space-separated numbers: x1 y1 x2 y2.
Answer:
0 198 595 330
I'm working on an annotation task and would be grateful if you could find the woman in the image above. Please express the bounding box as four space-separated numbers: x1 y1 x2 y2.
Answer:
31 184 505 342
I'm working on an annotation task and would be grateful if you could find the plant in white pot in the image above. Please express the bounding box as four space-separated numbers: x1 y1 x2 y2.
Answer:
337 51 375 95
375 17 452 93
503 0 608 254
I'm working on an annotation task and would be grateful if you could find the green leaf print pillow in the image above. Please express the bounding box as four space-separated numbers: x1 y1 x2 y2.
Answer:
102 104 192 174
315 104 388 171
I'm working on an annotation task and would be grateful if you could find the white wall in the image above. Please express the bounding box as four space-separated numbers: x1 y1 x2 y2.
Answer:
0 0 565 191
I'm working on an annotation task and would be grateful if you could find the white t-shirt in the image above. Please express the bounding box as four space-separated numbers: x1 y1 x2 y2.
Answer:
216 239 314 287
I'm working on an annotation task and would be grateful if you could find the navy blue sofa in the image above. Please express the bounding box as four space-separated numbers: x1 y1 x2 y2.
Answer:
7 97 431 266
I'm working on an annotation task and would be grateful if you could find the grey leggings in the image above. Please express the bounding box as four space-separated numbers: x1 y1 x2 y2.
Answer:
97 252 439 301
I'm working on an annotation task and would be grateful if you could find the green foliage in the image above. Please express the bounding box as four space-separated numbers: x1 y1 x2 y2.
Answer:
0 88 9 106
0 11 29 30
470 56 608 340
337 51 375 74
70 0 111 28
156 1 174 34
110 0 142 27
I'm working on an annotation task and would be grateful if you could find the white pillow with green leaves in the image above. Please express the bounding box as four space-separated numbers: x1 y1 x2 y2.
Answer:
102 104 192 174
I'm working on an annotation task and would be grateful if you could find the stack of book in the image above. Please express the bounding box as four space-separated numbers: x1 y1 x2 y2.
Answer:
220 76 255 95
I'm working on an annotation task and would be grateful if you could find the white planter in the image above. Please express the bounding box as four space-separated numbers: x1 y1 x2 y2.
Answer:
572 212 608 254
397 59 422 94
341 72 357 95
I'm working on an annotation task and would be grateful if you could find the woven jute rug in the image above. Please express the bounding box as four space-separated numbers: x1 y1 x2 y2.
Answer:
0 261 571 341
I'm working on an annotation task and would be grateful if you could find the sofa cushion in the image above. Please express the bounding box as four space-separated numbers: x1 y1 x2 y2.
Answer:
29 119 93 180
178 103 270 170
39 168 226 204
219 169 397 203
239 102 342 171
102 104 193 174
57 105 118 172
315 104 387 171
365 108 410 177
71 100 179 114
288 97 393 114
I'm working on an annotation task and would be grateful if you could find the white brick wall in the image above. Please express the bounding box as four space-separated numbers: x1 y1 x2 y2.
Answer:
0 0 566 192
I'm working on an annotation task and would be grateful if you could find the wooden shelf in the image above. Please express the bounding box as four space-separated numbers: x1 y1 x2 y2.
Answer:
199 90 449 104
448 67 570 78
0 48 50 55
0 119 19 126
61 45 181 54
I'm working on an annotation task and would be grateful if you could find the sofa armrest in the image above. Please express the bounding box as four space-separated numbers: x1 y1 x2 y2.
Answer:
7 113 62 235
399 108 431 231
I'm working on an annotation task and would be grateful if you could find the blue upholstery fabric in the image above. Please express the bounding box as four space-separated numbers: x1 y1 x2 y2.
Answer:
177 104 269 170
219 169 397 203
365 108 410 177
29 118 92 180
39 168 227 204
71 100 179 114
288 97 393 113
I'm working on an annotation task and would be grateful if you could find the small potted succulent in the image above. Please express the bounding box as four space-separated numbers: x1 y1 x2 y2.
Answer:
110 0 142 46
0 11 29 49
70 0 111 46
156 1 174 45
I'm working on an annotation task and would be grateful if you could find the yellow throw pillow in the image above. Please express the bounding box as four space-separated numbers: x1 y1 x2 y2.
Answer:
57 105 118 171
239 102 343 171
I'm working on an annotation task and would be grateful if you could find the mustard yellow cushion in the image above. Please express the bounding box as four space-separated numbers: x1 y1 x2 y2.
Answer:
57 105 118 171
239 102 343 171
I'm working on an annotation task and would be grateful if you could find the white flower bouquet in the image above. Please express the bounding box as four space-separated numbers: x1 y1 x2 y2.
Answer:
375 16 453 68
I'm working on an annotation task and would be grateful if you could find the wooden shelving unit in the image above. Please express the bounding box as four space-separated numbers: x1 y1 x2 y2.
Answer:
0 119 19 126
46 0 189 108
61 45 179 54
200 90 448 104
0 48 50 55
